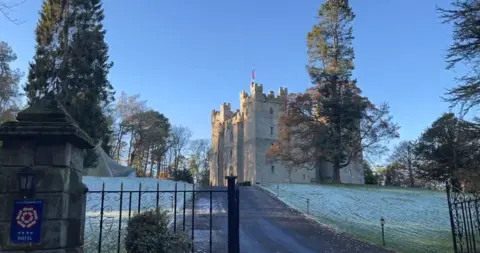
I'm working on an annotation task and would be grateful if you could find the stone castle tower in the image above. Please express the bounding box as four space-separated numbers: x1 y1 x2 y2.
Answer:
209 82 365 186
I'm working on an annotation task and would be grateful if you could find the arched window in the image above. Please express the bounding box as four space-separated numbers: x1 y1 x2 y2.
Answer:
271 166 275 173
230 131 234 141
270 107 274 114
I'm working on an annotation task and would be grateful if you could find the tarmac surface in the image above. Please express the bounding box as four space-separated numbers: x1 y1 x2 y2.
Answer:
178 186 394 253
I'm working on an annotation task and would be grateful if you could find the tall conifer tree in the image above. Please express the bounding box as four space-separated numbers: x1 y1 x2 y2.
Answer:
305 0 398 182
268 0 398 183
24 0 114 166
439 0 480 113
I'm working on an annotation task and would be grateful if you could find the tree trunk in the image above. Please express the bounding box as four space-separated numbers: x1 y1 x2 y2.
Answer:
114 125 125 161
156 155 163 178
332 160 341 183
127 131 135 166
407 144 414 188
143 146 150 176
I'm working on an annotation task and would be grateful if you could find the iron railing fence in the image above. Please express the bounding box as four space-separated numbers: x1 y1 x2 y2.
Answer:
83 180 237 253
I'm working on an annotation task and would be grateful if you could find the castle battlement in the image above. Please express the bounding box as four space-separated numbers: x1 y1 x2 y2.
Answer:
214 83 289 125
250 82 263 94
220 102 232 115
240 84 288 102
210 81 364 187
211 109 219 120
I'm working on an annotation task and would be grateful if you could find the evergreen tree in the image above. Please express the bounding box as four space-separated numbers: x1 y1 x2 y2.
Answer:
24 0 114 166
439 0 480 113
268 0 399 183
415 113 480 189
25 0 64 101
363 161 377 185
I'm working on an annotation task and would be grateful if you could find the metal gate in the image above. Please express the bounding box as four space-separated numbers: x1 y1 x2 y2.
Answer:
446 181 480 253
84 176 241 253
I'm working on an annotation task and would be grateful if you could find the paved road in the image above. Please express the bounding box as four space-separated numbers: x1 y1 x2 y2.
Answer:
173 188 229 253
182 186 393 253
238 186 393 253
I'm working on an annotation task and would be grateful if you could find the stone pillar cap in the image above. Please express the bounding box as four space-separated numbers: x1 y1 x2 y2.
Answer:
0 93 94 149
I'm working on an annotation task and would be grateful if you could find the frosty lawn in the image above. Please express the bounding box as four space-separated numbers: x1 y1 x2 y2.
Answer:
82 176 193 253
262 183 453 253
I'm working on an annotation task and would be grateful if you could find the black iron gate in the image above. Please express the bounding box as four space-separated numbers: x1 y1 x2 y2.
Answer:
226 176 241 253
446 181 480 253
84 176 240 253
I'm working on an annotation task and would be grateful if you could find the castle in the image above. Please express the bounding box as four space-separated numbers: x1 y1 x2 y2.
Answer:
209 82 365 186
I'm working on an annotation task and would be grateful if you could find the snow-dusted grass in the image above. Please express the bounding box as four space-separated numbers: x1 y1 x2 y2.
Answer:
82 176 193 253
262 183 453 253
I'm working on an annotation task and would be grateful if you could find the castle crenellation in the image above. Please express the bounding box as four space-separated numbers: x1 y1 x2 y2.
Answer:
212 84 289 123
209 81 364 186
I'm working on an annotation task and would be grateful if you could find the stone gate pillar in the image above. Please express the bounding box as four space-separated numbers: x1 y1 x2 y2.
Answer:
0 95 94 253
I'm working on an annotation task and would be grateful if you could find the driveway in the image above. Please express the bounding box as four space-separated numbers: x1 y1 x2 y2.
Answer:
238 186 394 253
184 186 394 253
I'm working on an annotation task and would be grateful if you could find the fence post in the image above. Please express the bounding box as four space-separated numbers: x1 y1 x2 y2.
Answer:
226 176 237 253
446 182 458 253
235 185 240 253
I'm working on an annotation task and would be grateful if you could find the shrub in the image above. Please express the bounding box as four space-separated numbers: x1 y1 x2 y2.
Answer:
125 209 192 253
170 169 194 184
364 161 378 185
239 181 252 186
197 169 210 187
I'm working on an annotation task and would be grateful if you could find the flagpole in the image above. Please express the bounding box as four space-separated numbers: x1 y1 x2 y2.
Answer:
251 68 255 84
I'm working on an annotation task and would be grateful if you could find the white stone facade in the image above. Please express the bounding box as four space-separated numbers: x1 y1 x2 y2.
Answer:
209 82 365 186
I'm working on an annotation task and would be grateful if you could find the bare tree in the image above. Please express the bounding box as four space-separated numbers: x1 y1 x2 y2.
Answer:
389 140 419 188
0 0 26 25
112 92 147 163
166 126 192 173
189 139 210 170
0 41 22 122
188 139 211 182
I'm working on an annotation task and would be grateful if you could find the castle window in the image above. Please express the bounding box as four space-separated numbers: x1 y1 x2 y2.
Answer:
230 131 234 141
270 127 274 135
271 166 275 173
270 107 274 114
230 150 233 158
303 174 306 180
348 168 352 176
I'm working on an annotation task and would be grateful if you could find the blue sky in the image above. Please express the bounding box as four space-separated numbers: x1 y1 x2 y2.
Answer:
0 0 460 158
